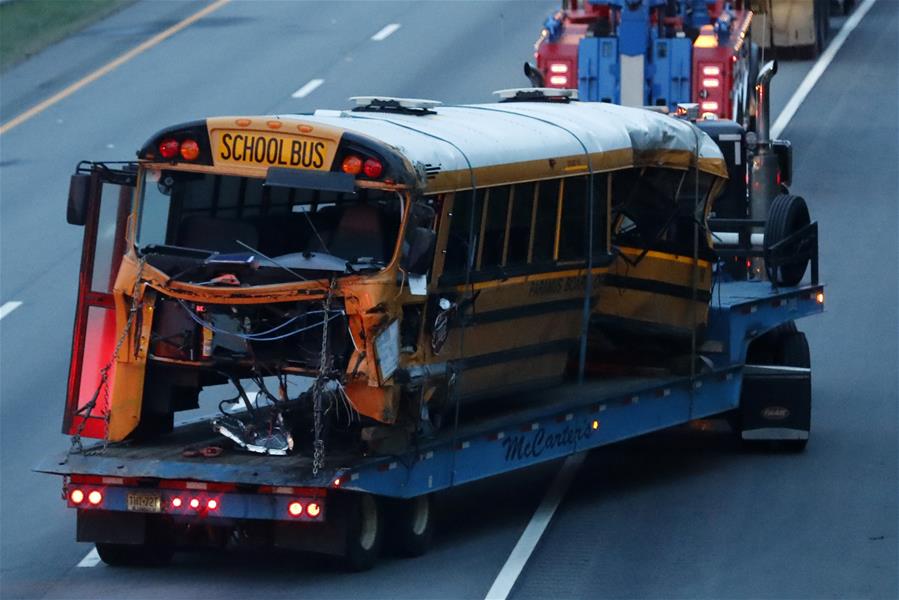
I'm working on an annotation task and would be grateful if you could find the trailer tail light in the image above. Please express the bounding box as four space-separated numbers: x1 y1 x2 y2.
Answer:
206 499 219 511
288 501 304 517
87 490 103 506
189 498 201 510
306 502 321 517
171 497 183 508
70 489 85 504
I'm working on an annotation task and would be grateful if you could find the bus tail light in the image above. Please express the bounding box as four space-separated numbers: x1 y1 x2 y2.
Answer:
342 155 363 175
158 138 180 159
363 158 383 178
179 139 200 161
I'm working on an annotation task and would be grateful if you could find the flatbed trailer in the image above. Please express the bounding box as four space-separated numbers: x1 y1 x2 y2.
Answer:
38 277 824 568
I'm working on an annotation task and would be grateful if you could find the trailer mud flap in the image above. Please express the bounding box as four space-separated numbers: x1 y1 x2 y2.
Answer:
78 510 148 545
739 365 810 441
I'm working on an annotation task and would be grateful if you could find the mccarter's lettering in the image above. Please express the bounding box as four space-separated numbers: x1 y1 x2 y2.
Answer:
501 423 592 461
219 133 325 168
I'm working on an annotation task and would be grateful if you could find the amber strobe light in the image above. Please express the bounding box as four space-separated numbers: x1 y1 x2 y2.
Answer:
179 139 200 161
342 155 363 175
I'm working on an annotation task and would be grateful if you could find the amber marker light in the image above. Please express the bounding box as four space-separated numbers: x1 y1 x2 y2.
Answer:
179 139 200 161
816 292 825 304
592 420 600 430
342 155 363 175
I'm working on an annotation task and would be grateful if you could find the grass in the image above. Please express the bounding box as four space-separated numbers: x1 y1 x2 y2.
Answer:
0 0 133 72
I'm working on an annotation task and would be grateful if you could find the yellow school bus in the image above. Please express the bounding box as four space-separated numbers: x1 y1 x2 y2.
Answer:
64 92 727 450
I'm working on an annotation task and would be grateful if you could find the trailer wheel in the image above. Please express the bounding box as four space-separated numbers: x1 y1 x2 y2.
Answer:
388 495 435 557
765 195 811 286
95 542 173 567
776 330 812 452
343 493 383 571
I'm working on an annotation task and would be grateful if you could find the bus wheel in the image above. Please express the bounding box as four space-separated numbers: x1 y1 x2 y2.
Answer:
95 542 173 567
765 195 811 286
389 495 435 557
343 493 383 571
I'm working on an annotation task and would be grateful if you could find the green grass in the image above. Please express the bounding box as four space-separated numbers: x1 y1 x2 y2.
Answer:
1 0 133 72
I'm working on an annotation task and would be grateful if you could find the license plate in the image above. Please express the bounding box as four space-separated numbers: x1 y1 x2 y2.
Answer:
126 492 162 513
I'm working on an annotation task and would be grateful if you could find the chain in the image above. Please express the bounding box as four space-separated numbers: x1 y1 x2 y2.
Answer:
311 279 335 476
68 258 147 458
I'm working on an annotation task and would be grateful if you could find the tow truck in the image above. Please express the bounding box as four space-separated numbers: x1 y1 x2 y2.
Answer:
38 65 823 571
526 0 758 123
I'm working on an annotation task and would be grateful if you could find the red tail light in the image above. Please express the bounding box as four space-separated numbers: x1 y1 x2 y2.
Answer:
171 497 183 508
70 489 85 504
288 501 304 517
180 139 200 161
206 499 219 511
342 155 363 175
189 498 200 510
87 490 103 506
306 502 321 517
158 138 180 159
363 158 383 178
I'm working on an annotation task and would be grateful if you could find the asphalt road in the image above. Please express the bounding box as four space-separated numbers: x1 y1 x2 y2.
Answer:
1 1 896 599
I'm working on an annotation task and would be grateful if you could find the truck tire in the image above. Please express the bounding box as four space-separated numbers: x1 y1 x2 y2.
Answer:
343 493 383 571
776 330 811 452
95 542 173 567
388 495 435 557
765 194 811 286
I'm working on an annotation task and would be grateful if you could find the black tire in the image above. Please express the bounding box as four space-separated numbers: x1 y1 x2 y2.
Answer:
777 330 811 451
387 495 435 558
815 0 830 56
765 194 811 286
95 542 173 567
343 493 383 571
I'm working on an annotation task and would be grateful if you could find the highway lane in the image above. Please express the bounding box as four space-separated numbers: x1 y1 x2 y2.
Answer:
514 1 898 598
1 1 891 599
1 2 561 598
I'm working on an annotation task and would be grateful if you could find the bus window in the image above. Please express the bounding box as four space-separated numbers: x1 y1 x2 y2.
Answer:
531 179 560 264
443 190 482 278
479 186 509 270
558 176 587 261
507 182 535 266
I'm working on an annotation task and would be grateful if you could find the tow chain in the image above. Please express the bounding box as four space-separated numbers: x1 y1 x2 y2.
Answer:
67 258 147 459
311 279 335 476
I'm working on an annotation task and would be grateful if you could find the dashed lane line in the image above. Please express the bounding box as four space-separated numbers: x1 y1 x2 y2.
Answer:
771 0 878 139
485 452 586 600
371 23 401 41
291 78 325 99
77 548 102 568
0 301 23 320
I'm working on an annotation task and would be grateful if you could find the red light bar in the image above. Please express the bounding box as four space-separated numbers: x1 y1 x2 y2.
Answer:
158 138 180 160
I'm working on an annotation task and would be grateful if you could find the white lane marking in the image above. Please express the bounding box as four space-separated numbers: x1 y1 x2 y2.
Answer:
771 0 878 139
371 23 401 41
77 548 102 568
291 78 324 99
485 452 586 600
0 301 23 320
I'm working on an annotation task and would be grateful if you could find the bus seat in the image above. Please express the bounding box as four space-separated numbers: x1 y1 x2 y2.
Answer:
328 205 385 261
176 216 259 254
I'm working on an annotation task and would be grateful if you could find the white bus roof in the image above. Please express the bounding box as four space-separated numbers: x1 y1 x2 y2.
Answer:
289 100 728 191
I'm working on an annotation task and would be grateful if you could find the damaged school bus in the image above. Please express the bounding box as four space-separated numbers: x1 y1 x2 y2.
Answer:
63 94 727 454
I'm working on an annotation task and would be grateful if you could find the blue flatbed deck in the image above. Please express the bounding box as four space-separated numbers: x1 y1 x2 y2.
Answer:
38 279 824 501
